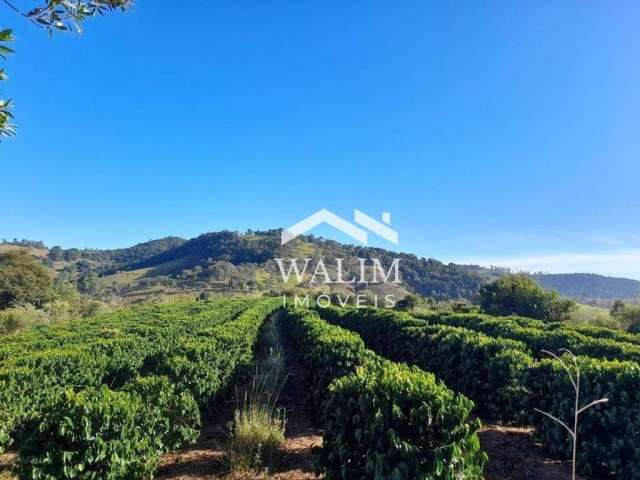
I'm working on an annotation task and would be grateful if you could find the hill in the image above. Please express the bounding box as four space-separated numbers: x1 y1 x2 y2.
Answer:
120 230 485 301
4 233 640 305
533 273 640 302
69 236 187 274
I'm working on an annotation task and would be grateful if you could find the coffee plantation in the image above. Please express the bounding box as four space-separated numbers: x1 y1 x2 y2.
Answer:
1 296 638 478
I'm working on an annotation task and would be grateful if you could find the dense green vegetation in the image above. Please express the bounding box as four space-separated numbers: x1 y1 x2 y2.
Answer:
526 356 640 480
479 274 577 322
316 306 640 479
5 234 640 313
0 297 279 479
129 230 487 299
417 311 640 363
0 251 53 309
53 237 187 275
317 306 531 423
0 249 112 335
1 235 639 478
281 307 486 479
0 285 638 478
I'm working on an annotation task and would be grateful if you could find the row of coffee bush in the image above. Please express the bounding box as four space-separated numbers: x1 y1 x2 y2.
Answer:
0 298 252 452
318 307 532 422
280 307 486 480
1 297 280 479
0 298 254 361
472 312 640 348
417 312 640 363
317 306 640 479
566 322 640 346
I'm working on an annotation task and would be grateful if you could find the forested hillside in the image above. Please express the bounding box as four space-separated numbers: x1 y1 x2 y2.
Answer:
533 273 640 302
3 232 639 304
123 230 486 300
51 237 187 274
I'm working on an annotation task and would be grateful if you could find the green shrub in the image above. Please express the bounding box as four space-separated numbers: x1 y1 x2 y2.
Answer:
0 306 48 336
280 308 378 413
228 405 285 471
525 357 640 479
0 251 53 310
479 273 576 321
565 322 640 347
122 375 201 451
17 377 200 479
322 362 485 480
318 306 640 479
17 387 161 480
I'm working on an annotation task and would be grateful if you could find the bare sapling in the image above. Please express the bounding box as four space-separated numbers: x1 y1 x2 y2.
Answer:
534 348 609 480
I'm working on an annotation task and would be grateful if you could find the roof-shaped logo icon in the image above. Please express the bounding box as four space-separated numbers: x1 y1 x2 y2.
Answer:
281 209 398 246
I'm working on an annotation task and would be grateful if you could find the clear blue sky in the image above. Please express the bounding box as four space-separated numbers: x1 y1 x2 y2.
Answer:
2 1 640 278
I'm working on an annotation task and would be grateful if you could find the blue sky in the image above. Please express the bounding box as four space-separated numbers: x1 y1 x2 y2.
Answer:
1 1 640 278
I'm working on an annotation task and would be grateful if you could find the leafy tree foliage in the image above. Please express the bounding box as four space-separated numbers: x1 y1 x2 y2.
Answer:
0 250 53 309
1 238 45 248
77 270 99 294
48 245 64 262
63 248 80 261
1 0 132 138
479 273 576 322
76 236 186 274
0 28 14 139
6 0 131 34
394 293 420 311
610 300 640 330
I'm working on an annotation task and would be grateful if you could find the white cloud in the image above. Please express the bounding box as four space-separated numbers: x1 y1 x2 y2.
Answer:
456 249 640 280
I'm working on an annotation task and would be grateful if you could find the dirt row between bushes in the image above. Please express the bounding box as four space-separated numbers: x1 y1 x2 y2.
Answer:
157 350 321 480
480 425 581 480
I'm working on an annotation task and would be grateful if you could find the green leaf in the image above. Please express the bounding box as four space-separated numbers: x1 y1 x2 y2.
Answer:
0 46 14 57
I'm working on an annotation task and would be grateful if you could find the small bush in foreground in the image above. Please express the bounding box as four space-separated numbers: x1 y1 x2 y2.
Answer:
228 404 286 472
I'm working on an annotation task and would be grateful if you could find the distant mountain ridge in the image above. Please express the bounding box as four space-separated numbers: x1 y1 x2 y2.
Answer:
533 273 640 301
4 232 639 303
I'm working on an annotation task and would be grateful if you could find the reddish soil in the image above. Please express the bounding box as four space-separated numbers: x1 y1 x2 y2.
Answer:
480 425 583 480
157 357 321 480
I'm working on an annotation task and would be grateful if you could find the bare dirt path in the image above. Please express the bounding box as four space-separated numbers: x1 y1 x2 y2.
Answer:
481 425 583 480
267 355 322 480
157 338 321 480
